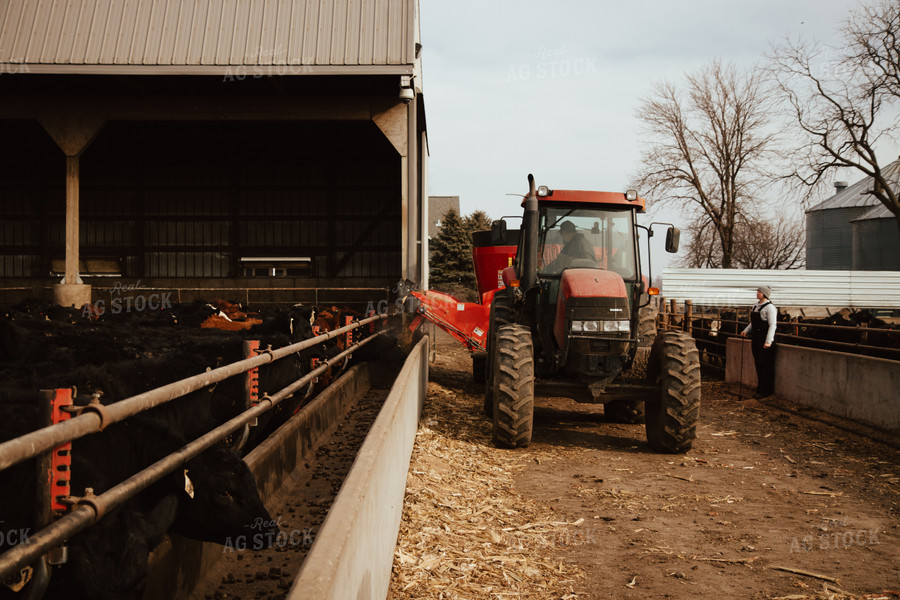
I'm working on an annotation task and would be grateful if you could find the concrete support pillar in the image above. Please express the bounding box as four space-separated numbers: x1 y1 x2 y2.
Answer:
38 115 105 308
65 155 80 285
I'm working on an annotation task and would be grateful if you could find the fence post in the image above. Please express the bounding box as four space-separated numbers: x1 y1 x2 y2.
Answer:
659 297 668 330
670 299 678 331
685 300 693 335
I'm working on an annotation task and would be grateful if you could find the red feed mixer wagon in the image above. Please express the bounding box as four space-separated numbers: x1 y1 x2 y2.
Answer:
408 175 701 454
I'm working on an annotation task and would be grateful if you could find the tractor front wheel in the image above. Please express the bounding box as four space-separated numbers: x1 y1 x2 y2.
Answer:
491 324 534 448
645 331 701 453
484 290 514 416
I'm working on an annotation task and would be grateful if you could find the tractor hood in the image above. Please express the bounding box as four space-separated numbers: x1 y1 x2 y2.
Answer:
554 268 629 349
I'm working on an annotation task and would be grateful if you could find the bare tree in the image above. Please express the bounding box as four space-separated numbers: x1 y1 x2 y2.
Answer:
679 219 721 268
769 0 900 236
732 215 806 269
632 61 778 268
679 213 805 270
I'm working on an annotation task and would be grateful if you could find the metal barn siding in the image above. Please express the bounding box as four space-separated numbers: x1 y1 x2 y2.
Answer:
852 206 900 270
0 0 415 71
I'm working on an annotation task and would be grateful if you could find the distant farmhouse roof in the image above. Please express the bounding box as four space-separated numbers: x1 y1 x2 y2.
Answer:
428 195 459 239
0 0 418 74
806 157 900 213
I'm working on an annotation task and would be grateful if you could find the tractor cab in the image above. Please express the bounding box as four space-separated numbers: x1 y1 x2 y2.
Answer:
502 187 646 381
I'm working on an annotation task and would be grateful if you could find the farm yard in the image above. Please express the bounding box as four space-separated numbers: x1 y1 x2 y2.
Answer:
390 330 900 600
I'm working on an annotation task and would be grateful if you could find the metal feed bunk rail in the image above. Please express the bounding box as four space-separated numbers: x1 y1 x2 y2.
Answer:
657 298 900 364
0 312 391 590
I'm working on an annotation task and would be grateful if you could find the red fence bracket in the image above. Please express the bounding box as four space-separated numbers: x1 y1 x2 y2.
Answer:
344 315 354 347
243 340 260 426
49 389 73 515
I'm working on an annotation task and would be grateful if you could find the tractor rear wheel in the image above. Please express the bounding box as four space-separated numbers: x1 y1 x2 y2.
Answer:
645 331 701 453
491 324 534 448
484 290 514 416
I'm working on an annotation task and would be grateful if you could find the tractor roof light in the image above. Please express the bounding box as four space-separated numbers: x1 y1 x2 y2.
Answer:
536 185 551 197
625 189 638 201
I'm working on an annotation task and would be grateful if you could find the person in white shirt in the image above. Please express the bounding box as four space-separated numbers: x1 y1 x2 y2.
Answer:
740 285 778 398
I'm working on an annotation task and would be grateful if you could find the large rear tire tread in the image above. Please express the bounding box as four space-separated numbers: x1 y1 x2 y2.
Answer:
491 324 534 448
484 291 514 416
645 331 701 453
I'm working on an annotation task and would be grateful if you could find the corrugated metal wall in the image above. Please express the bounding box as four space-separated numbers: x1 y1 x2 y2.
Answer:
661 268 900 308
0 119 401 280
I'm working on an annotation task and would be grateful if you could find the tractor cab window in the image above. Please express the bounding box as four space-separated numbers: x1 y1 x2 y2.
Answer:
538 207 637 280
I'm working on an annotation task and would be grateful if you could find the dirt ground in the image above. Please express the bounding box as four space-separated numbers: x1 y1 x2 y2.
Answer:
389 329 899 600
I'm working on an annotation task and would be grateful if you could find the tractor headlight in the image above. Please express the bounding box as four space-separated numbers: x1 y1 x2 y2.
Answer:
602 320 630 333
571 320 600 332
571 320 629 333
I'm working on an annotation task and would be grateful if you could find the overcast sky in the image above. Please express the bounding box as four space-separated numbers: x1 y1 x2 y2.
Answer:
419 0 893 232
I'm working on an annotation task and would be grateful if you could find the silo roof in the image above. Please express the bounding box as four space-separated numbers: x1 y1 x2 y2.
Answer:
806 157 900 213
0 0 418 75
851 204 896 221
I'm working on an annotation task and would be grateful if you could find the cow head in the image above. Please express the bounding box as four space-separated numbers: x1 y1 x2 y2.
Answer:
172 443 278 545
288 304 315 343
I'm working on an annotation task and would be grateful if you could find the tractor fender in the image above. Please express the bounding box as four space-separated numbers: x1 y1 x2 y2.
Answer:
554 269 628 349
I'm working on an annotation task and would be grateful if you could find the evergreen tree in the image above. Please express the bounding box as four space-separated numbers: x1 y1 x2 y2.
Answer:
429 208 497 300
464 210 493 235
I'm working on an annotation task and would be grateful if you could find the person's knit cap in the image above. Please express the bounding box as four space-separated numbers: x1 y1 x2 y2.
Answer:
757 285 771 298
560 221 576 232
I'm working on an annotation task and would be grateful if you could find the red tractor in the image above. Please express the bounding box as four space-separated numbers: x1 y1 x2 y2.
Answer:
410 175 700 453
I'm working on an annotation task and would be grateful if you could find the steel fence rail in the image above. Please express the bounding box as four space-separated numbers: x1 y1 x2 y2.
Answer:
0 313 391 472
0 330 386 581
658 304 900 360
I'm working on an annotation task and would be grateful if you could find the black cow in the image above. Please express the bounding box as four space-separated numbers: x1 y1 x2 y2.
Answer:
0 353 278 600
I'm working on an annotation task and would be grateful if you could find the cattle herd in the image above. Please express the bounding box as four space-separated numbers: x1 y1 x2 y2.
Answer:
0 298 402 599
675 306 900 367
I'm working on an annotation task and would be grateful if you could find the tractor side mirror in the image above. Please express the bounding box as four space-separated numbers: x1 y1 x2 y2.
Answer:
491 219 508 245
665 226 680 253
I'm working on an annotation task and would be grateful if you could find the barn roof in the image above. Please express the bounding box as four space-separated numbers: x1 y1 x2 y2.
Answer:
807 157 900 213
0 0 418 75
